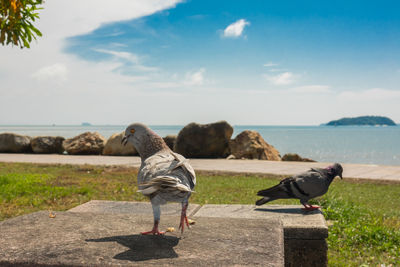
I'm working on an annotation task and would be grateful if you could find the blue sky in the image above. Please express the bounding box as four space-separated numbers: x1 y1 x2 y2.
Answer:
65 0 400 89
1 0 400 125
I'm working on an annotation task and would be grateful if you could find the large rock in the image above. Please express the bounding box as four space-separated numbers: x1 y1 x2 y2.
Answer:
102 132 137 156
0 133 32 153
229 130 281 160
63 132 106 155
174 121 233 158
163 135 176 151
31 136 65 154
282 153 315 162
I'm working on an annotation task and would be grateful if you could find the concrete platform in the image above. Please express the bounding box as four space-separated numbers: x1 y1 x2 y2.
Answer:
0 211 284 267
0 153 399 182
68 200 201 217
194 204 328 267
194 204 328 239
66 201 328 266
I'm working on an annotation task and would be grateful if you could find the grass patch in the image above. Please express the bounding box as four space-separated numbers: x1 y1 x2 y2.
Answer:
0 162 399 266
0 163 146 220
320 197 400 266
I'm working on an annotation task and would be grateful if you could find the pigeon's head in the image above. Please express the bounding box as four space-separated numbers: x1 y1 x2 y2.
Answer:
328 163 343 179
122 123 168 159
121 123 150 148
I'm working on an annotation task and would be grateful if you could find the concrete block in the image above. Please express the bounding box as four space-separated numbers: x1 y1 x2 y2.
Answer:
284 239 327 267
0 211 284 266
194 204 328 239
193 204 328 267
68 200 200 217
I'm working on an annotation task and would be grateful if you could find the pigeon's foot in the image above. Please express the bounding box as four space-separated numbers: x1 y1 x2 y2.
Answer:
141 229 165 235
179 214 190 233
141 220 165 235
179 203 190 233
302 205 320 211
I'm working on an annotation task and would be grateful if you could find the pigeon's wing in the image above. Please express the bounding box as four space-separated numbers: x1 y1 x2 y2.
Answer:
293 169 330 198
137 151 195 202
256 176 300 205
170 152 196 189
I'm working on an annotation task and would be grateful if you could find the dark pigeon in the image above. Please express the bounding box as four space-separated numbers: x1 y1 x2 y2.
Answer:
256 163 343 211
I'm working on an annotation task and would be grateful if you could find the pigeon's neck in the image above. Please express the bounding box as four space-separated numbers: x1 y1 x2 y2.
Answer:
136 132 169 160
323 167 337 183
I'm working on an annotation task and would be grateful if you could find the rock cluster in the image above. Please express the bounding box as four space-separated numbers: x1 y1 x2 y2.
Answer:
63 132 106 155
174 121 233 158
229 130 281 160
31 136 65 154
102 132 137 156
0 121 307 161
282 153 315 162
0 133 32 153
163 135 177 151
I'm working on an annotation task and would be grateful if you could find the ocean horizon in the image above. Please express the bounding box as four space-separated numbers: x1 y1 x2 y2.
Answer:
0 124 399 166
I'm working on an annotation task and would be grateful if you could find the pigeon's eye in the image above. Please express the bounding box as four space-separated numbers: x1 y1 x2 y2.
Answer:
130 129 135 134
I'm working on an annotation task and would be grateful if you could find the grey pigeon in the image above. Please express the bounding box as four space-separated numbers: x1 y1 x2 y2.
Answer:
256 163 343 210
122 123 196 235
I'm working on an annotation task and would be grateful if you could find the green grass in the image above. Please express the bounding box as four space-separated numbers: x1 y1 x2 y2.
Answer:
0 162 399 266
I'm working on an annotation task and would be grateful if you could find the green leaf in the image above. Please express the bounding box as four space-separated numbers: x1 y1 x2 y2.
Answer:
0 0 43 48
30 26 41 37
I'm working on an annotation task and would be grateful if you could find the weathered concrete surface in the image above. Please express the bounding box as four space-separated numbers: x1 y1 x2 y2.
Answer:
284 239 327 267
0 153 399 182
0 211 284 267
68 200 200 217
69 202 326 239
194 204 328 239
194 204 328 267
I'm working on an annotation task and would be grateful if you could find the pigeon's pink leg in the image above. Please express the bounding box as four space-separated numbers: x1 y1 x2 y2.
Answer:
301 203 320 211
179 202 190 233
141 220 165 235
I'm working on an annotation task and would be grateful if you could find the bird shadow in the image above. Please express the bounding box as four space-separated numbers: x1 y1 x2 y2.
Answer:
254 207 319 215
86 234 180 262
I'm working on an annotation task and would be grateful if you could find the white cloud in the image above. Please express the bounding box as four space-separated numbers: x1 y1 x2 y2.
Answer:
31 63 68 82
139 68 207 90
264 72 298 85
222 19 250 38
38 0 182 38
268 68 286 72
263 62 278 67
184 68 206 86
94 49 140 63
110 42 128 48
93 49 158 72
290 85 332 94
0 0 186 125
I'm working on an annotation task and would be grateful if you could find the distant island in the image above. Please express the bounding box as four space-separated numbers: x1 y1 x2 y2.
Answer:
326 116 396 126
81 122 92 126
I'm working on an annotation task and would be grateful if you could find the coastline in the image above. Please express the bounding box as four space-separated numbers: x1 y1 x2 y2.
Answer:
0 153 399 183
1 124 399 166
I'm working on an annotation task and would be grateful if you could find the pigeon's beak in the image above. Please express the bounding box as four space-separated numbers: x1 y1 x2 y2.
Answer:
121 135 128 146
338 173 343 179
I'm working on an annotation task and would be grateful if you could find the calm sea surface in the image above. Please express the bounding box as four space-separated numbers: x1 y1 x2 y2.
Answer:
0 125 399 166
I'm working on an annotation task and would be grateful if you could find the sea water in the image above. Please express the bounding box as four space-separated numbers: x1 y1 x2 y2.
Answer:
0 125 399 166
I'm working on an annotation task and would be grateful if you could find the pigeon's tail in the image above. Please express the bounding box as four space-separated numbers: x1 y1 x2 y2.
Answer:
257 184 283 196
257 184 293 200
138 176 193 196
255 197 275 206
